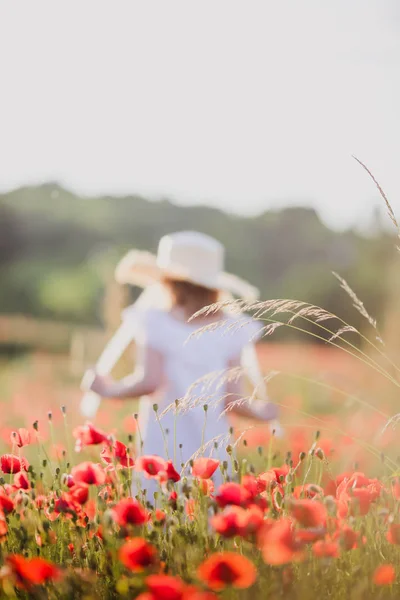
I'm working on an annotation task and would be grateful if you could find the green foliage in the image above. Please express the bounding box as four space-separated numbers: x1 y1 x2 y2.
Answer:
0 184 393 335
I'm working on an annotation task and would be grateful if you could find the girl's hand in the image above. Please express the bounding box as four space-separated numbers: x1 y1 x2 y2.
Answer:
250 400 279 422
82 369 115 397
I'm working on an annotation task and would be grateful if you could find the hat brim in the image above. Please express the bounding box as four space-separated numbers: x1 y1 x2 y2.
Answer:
115 250 259 302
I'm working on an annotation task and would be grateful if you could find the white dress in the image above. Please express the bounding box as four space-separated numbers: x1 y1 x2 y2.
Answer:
123 307 261 495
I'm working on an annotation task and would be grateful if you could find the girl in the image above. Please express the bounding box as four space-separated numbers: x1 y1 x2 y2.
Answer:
86 231 278 494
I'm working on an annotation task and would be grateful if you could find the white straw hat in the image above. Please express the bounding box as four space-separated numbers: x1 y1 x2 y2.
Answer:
115 231 259 302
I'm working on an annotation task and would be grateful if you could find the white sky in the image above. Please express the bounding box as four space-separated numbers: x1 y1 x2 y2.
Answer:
0 0 399 229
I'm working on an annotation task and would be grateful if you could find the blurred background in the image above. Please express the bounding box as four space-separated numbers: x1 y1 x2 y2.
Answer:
0 1 399 468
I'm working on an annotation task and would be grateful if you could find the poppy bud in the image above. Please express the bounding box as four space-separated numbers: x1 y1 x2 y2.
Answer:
103 509 114 527
183 485 192 499
324 495 337 516
20 493 30 507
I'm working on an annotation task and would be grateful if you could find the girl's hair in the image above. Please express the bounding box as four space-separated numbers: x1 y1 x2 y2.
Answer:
163 277 219 318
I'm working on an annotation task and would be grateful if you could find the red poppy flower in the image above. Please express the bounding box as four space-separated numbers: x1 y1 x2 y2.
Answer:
241 475 261 499
69 484 89 505
87 524 103 542
211 507 244 538
392 478 400 499
160 461 181 483
296 528 326 543
242 504 266 536
195 478 214 496
136 455 167 478
6 555 61 587
0 454 29 474
211 505 264 538
73 422 109 452
14 472 30 490
215 483 252 508
387 523 400 545
337 494 350 519
119 538 157 572
346 472 371 488
289 499 327 528
35 495 47 510
54 493 78 516
0 512 7 539
100 440 134 469
64 474 75 489
197 552 256 590
185 499 196 520
258 519 305 565
0 492 14 514
146 574 185 600
10 428 31 448
71 462 106 486
112 498 148 526
169 491 178 510
183 589 218 600
312 540 340 558
336 525 363 551
293 484 323 499
273 465 290 482
192 458 219 479
258 465 289 488
373 564 395 586
154 509 166 523
271 483 285 512
350 487 376 516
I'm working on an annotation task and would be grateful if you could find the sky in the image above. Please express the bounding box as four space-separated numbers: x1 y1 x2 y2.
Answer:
0 1 399 229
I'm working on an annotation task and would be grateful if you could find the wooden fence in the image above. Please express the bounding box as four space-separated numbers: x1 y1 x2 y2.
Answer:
0 313 106 357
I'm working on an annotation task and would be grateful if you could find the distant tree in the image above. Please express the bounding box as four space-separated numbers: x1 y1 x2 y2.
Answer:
0 185 395 340
0 205 23 265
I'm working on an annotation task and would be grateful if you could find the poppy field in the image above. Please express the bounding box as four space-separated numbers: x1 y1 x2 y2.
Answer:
0 328 400 600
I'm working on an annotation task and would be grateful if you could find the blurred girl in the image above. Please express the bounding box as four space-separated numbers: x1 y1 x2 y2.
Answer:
86 231 277 493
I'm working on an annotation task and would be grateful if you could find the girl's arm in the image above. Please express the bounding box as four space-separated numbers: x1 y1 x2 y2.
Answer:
225 355 278 421
87 344 164 400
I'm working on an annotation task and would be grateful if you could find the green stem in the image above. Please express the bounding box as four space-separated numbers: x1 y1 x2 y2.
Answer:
62 409 73 468
173 402 179 466
154 408 170 460
201 408 208 457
